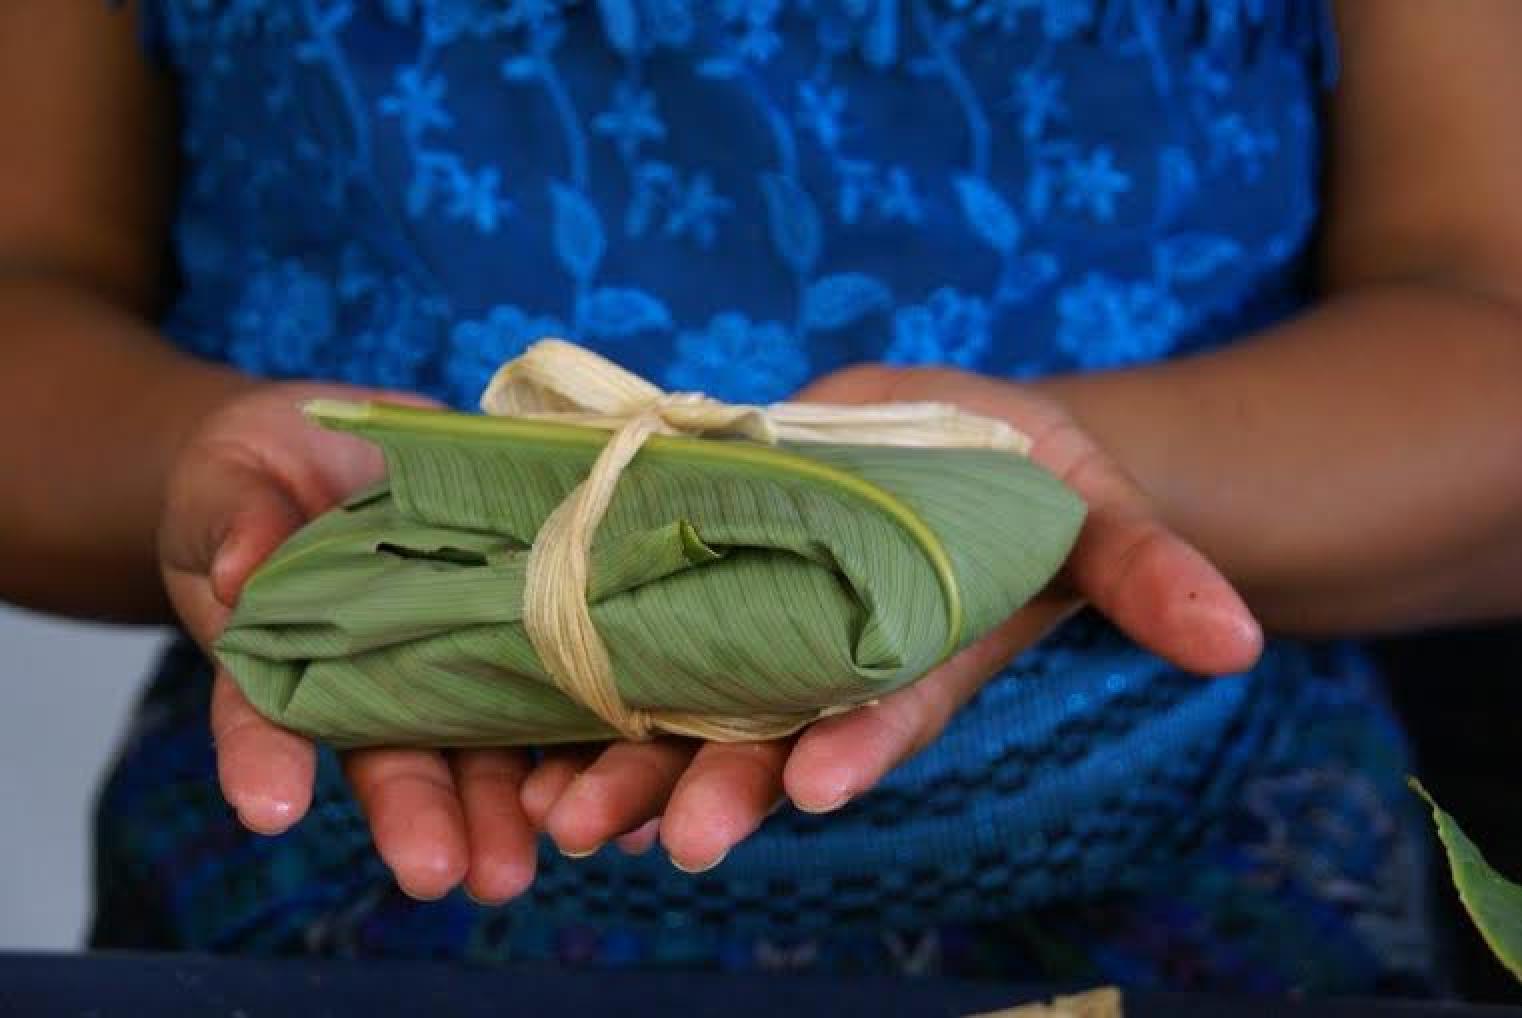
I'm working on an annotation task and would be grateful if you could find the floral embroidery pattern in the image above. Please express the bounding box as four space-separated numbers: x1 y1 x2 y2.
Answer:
445 304 567 406
146 0 1327 391
228 258 336 374
1055 272 1182 369
141 0 1342 905
666 311 810 402
886 287 990 368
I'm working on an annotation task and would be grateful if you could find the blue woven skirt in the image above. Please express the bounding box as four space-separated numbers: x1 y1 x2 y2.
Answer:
90 621 1438 996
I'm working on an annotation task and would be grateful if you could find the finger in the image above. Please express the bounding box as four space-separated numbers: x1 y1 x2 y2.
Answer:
207 485 309 609
614 817 661 856
178 486 318 838
785 603 1069 813
346 748 469 901
519 745 602 827
451 749 538 905
1059 438 1261 673
202 383 425 518
661 740 790 873
544 739 697 857
160 456 308 620
1072 507 1261 675
210 669 315 835
1041 424 1263 676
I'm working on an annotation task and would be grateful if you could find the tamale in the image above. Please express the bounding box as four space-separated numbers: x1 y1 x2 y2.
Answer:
216 373 1085 748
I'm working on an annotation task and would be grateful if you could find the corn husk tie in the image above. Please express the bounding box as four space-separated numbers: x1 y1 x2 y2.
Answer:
483 339 1031 742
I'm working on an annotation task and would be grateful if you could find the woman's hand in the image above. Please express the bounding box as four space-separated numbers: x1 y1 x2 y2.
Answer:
160 382 539 904
520 364 1264 873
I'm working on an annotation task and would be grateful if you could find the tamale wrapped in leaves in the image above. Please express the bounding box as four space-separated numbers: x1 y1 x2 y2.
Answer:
216 385 1085 748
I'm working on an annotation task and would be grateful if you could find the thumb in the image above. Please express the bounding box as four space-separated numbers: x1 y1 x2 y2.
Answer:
206 476 308 609
160 456 307 649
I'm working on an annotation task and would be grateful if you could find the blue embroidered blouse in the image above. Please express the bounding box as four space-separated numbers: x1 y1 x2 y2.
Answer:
91 0 1435 993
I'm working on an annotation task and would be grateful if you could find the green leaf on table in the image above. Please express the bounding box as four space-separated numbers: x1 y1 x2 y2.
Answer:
1410 778 1522 982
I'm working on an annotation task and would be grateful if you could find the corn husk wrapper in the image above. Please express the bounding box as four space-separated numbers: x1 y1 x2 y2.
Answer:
215 402 1085 748
965 986 1123 1017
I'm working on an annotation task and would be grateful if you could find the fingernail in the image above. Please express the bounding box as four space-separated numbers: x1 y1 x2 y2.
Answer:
793 791 850 815
398 883 448 903
559 843 601 859
1178 603 1263 673
209 547 237 607
671 849 727 874
234 802 294 837
463 887 504 908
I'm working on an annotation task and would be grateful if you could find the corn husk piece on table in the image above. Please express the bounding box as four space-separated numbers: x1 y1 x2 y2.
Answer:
215 400 1085 748
966 986 1123 1018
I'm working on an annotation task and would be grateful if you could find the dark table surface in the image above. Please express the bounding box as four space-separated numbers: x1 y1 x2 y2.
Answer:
1 952 1519 1018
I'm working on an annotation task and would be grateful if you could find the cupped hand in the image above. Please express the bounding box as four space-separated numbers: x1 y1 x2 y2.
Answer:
160 382 538 904
521 363 1265 874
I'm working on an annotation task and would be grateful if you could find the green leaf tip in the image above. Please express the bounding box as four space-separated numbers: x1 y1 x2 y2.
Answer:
1410 776 1522 983
302 398 373 425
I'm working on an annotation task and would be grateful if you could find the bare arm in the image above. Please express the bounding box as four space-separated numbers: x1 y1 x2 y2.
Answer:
1037 0 1522 636
0 1 254 622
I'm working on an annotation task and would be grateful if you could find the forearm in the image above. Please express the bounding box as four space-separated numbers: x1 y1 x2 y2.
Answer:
0 269 256 623
1038 281 1522 637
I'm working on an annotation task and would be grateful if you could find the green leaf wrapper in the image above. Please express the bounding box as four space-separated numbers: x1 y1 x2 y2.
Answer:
215 402 1086 748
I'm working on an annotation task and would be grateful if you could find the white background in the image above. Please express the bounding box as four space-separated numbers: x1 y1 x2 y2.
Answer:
0 608 163 949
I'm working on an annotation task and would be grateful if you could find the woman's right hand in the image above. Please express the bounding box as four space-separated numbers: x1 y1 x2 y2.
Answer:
159 381 542 904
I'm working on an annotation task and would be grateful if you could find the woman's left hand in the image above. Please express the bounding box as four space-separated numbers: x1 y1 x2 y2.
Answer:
515 364 1265 874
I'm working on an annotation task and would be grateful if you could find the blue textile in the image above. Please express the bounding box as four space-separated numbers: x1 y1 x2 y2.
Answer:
93 0 1435 994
